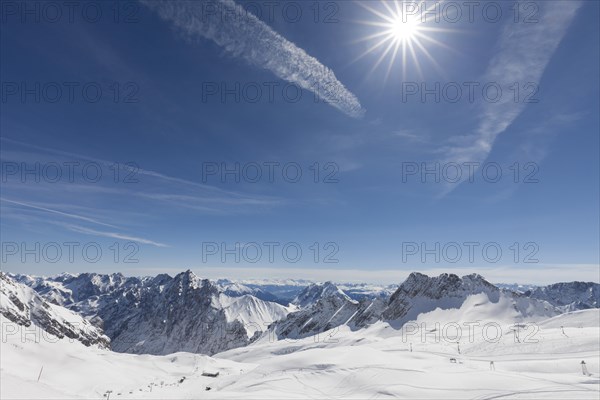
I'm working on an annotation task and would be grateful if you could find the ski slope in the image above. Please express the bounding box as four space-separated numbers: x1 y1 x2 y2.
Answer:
2 308 598 399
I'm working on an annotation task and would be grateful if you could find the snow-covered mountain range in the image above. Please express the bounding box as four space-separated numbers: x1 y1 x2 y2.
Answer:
4 270 598 357
7 271 293 355
270 273 563 340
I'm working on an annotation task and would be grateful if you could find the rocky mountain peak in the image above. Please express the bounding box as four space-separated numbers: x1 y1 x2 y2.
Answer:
384 272 500 321
0 273 110 348
526 281 599 311
390 272 497 304
292 281 354 308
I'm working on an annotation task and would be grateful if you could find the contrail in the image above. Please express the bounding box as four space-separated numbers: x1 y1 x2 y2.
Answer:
440 0 581 194
141 0 365 118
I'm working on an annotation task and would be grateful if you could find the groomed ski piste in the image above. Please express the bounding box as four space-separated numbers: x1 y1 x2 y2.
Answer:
2 306 598 399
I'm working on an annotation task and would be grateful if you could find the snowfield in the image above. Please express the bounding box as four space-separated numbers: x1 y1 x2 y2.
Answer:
2 308 598 399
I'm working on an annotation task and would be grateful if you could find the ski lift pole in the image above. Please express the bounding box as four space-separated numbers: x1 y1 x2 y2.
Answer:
581 360 590 376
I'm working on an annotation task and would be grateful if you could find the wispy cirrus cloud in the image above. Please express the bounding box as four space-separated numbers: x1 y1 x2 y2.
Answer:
64 224 169 248
0 198 119 228
393 129 430 144
1 137 284 212
1 137 287 248
441 1 582 179
1 198 168 247
140 0 365 118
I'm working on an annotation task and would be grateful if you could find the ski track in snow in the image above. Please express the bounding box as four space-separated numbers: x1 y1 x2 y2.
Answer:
2 309 599 399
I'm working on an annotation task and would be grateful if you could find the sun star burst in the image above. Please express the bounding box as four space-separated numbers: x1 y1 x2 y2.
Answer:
356 0 453 80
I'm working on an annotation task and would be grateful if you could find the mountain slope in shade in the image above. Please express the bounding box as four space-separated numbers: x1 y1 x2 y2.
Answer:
525 281 600 311
0 273 109 348
271 282 383 339
275 295 359 339
102 270 250 355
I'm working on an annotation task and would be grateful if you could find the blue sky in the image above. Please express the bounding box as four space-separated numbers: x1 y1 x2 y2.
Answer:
1 0 598 284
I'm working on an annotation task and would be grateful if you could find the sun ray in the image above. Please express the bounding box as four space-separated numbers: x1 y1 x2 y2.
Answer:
402 39 408 78
385 41 402 81
393 0 402 16
411 37 445 77
351 35 395 64
381 0 397 18
407 38 424 80
352 30 396 44
370 39 399 75
413 31 455 52
357 2 398 24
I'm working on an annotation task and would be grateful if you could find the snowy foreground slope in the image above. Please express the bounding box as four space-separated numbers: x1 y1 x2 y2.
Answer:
2 307 599 399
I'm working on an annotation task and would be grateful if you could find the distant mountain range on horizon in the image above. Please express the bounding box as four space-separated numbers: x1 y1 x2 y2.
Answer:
6 269 595 301
2 270 598 356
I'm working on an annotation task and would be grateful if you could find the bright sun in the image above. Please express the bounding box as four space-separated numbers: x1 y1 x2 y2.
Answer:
391 17 419 42
356 1 452 80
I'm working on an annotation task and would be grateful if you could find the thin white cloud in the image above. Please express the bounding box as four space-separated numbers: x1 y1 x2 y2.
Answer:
1 198 168 247
1 137 285 211
0 198 118 228
64 224 169 248
393 129 429 143
1 137 239 196
442 1 581 178
141 0 365 118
